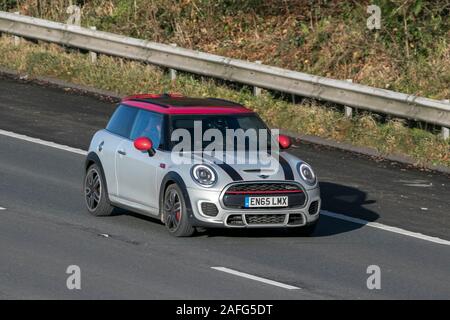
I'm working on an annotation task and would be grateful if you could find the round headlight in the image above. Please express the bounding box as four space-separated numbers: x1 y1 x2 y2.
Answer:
191 164 217 186
298 163 316 185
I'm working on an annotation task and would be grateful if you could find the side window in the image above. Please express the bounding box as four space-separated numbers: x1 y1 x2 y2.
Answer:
130 110 164 149
106 105 138 138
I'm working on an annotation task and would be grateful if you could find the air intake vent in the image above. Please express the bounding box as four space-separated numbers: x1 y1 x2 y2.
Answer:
245 214 286 225
227 215 244 226
200 202 219 217
288 214 304 225
308 201 319 215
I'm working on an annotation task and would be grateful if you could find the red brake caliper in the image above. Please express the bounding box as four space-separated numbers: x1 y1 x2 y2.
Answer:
175 211 181 221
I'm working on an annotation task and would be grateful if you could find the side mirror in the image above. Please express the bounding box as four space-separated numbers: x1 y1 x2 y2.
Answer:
134 137 155 156
278 134 292 149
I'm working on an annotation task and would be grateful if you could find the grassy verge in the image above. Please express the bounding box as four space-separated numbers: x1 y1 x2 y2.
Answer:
0 36 448 167
3 0 449 100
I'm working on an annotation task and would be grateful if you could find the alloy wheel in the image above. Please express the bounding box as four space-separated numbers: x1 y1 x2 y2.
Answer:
164 188 182 232
85 168 102 212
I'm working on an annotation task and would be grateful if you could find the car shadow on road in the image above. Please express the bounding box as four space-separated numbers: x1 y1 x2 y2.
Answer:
198 182 379 238
118 182 379 238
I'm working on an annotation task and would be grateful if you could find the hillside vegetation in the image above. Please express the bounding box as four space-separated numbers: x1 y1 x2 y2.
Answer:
0 1 449 167
3 0 449 99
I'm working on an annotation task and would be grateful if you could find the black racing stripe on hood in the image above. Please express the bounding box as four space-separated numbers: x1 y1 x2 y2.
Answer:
201 153 243 181
279 155 294 180
216 163 243 181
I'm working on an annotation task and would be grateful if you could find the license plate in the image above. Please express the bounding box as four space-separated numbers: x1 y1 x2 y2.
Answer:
244 196 288 208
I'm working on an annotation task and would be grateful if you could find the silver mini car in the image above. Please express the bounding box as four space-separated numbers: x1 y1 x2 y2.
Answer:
84 94 320 237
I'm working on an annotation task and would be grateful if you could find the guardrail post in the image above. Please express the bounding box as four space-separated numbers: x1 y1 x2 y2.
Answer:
169 44 177 81
442 99 450 140
344 79 353 118
442 127 450 140
89 27 97 63
13 12 21 46
253 61 262 96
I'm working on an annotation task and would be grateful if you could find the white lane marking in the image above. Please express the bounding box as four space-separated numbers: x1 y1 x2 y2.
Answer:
1 129 449 247
396 179 433 187
0 129 87 155
211 267 300 290
404 183 432 187
321 210 450 246
0 207 6 210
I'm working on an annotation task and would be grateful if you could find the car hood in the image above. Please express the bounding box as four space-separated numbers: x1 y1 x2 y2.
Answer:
193 151 297 182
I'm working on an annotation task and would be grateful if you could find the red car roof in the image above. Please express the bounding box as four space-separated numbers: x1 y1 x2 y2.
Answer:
121 94 253 115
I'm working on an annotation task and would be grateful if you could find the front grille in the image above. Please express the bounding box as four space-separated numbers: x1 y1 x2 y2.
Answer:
245 214 286 225
308 201 319 215
223 182 306 209
200 202 219 217
226 182 301 193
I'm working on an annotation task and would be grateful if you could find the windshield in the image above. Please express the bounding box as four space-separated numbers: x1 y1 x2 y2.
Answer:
169 114 275 152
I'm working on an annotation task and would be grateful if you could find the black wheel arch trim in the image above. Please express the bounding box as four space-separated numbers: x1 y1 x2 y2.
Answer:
159 171 214 227
85 152 111 201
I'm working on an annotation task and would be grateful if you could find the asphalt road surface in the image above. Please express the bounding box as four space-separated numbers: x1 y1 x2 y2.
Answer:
0 76 449 299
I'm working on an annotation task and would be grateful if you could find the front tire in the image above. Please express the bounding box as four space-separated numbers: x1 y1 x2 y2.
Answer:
163 184 195 237
84 164 114 216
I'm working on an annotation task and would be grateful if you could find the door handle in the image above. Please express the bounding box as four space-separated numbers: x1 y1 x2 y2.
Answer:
117 150 127 156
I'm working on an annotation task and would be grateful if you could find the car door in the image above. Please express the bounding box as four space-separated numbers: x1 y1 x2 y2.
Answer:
100 104 138 196
95 131 124 197
115 109 164 211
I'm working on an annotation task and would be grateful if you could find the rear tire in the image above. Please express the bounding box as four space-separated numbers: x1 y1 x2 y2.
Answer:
84 164 114 217
163 184 195 237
